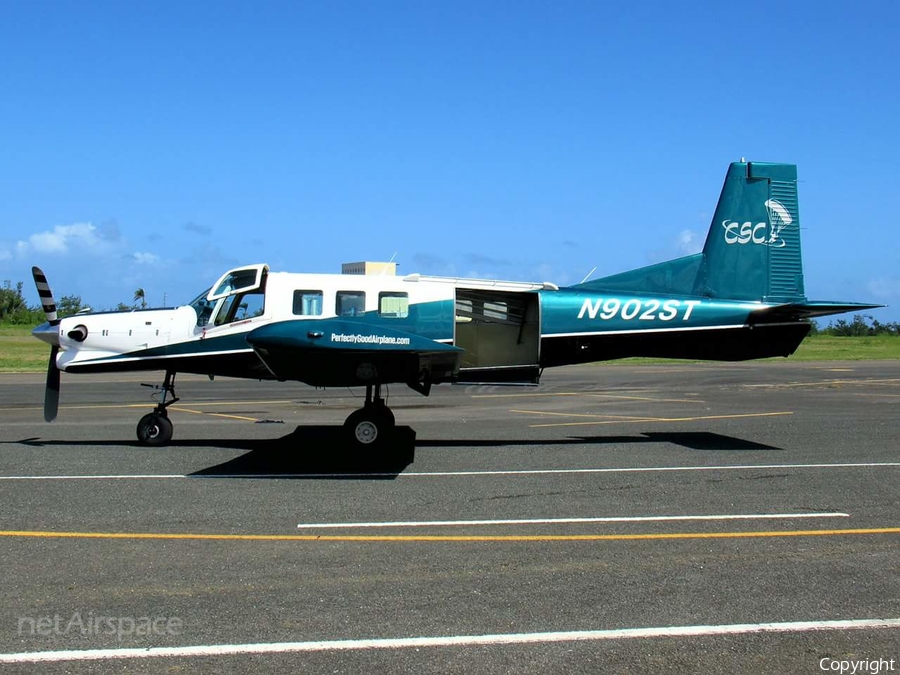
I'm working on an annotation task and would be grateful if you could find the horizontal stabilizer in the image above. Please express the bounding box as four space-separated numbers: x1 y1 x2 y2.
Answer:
751 301 885 322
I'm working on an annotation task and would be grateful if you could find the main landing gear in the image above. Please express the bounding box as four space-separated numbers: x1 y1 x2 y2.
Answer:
344 384 395 448
136 371 179 447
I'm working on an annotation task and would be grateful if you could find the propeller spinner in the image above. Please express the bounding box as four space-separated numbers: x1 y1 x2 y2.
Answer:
31 266 61 422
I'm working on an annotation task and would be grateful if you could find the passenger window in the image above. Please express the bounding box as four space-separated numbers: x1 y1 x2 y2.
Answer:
293 290 323 316
379 292 409 318
336 291 365 317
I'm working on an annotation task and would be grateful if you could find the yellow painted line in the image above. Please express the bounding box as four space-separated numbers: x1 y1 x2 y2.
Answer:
587 394 704 404
850 392 900 399
478 393 701 403
0 400 297 413
0 404 155 412
528 411 793 428
472 390 663 399
743 378 900 389
511 409 657 421
473 392 579 399
168 407 260 422
161 400 297 408
1 527 899 542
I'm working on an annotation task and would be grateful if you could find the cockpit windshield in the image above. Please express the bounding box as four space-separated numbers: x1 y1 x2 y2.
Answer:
189 288 215 327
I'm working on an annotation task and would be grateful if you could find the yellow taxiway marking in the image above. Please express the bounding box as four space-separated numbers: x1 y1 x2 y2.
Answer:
511 409 658 422
472 390 663 400
525 411 793 428
0 527 898 543
475 392 703 404
474 392 588 399
0 400 297 413
168 407 260 422
743 378 900 389
158 400 297 407
586 394 704 404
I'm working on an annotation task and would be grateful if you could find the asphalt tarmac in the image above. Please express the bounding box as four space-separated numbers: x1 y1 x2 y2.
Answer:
0 361 898 673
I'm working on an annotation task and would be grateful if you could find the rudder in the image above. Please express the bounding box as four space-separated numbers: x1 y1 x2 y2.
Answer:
696 161 806 303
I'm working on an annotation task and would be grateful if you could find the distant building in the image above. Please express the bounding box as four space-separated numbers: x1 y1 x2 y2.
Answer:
341 261 397 276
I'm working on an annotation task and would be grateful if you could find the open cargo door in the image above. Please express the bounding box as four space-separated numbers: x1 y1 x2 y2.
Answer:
454 288 540 384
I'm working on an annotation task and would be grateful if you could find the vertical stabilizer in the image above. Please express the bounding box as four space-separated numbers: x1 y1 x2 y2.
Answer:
697 161 806 302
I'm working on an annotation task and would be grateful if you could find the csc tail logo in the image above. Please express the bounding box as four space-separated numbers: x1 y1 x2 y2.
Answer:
722 199 794 248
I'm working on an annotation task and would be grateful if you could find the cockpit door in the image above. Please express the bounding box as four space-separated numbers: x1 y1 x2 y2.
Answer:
207 264 269 302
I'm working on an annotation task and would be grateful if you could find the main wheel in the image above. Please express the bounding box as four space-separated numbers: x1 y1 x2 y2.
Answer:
375 405 395 429
344 409 381 447
137 412 174 447
344 407 396 448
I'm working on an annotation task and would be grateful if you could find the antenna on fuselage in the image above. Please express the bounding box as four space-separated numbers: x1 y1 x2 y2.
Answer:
380 252 398 275
579 266 597 284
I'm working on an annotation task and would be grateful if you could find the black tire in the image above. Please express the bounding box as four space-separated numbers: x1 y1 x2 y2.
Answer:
376 406 395 429
137 412 174 447
344 409 383 448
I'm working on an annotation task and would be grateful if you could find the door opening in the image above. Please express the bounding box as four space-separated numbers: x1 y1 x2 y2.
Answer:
454 289 540 383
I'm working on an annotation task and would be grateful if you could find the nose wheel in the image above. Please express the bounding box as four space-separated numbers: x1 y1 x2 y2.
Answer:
136 371 179 447
344 384 395 448
137 412 173 446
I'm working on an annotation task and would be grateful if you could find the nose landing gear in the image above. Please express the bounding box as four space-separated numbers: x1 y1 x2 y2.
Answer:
136 371 179 447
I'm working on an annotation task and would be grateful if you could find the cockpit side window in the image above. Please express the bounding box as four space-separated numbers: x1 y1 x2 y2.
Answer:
192 269 268 328
213 290 265 326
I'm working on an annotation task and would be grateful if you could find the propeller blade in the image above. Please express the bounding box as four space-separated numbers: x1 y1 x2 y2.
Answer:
31 266 59 326
34 264 62 423
44 346 60 422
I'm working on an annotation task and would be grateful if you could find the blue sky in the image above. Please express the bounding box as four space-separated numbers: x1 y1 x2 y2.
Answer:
1 1 898 320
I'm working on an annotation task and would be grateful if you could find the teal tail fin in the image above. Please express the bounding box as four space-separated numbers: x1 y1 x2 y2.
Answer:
698 161 805 302
574 160 806 302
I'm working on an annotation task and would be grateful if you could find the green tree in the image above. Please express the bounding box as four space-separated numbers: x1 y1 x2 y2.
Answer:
0 281 27 320
133 288 147 309
58 295 87 317
822 314 898 337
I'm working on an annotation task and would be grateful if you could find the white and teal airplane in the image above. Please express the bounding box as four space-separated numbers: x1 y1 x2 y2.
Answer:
31 161 879 448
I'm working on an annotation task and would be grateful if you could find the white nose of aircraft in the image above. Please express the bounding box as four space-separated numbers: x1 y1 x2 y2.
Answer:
32 321 60 347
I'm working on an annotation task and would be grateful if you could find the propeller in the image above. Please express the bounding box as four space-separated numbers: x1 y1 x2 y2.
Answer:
31 266 61 422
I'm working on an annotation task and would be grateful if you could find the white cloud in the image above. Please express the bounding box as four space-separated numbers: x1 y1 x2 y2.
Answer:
0 247 11 262
132 252 160 265
676 229 702 255
15 223 113 256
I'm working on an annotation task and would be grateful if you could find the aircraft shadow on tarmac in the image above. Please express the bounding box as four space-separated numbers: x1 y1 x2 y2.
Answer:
13 430 778 480
417 432 782 452
191 425 417 478
14 426 418 479
191 430 779 477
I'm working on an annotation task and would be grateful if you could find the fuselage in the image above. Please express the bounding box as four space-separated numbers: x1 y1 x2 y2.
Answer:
40 263 810 388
